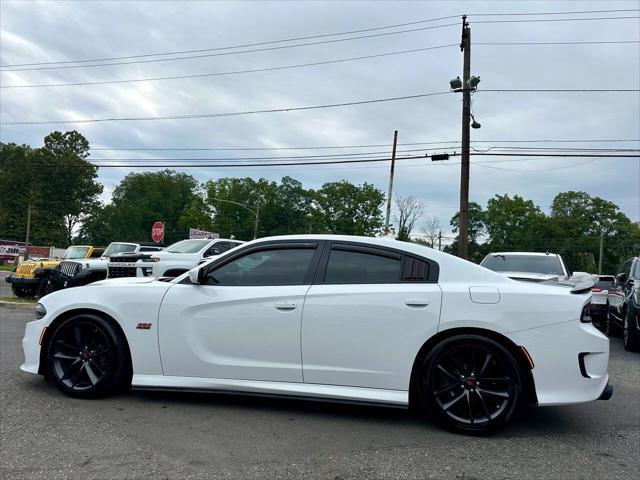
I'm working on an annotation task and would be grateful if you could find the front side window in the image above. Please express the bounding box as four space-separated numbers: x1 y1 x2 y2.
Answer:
205 248 315 286
205 243 229 257
324 249 402 284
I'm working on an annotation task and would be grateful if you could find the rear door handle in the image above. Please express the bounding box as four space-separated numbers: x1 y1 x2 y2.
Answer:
405 298 430 307
275 301 297 310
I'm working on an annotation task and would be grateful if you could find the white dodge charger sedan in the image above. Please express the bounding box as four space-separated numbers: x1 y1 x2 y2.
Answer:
21 235 612 434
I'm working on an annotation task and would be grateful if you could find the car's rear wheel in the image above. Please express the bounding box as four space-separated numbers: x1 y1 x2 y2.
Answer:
417 335 522 434
46 314 130 398
623 310 640 352
12 285 35 298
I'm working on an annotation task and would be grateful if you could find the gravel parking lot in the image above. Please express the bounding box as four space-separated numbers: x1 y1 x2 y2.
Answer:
1 305 638 480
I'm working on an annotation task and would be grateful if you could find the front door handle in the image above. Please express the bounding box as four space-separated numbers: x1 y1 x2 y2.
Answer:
275 301 297 310
405 298 430 307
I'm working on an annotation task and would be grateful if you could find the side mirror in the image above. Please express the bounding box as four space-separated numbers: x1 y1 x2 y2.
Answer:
616 272 628 284
188 268 201 285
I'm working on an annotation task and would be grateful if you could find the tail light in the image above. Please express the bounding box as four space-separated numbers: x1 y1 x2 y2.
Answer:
591 287 602 292
580 304 592 323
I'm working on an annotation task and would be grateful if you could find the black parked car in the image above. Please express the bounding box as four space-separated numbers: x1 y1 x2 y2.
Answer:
606 256 640 351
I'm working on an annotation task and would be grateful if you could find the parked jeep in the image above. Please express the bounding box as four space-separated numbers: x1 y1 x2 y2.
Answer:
47 242 163 294
5 245 104 298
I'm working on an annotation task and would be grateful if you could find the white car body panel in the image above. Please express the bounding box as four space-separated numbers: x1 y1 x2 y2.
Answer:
21 235 610 409
158 283 308 382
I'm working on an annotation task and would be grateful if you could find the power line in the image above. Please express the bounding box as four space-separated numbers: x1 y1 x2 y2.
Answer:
0 15 462 68
86 139 640 151
3 40 637 89
2 88 638 126
0 44 458 89
2 8 636 69
0 22 461 72
472 15 640 24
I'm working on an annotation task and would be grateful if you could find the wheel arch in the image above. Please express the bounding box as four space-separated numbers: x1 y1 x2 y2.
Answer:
38 308 133 381
408 327 538 408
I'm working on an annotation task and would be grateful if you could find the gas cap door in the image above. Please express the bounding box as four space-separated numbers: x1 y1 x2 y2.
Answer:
469 286 500 304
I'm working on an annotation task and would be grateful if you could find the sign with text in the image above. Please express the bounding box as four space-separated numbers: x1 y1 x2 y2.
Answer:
151 222 165 243
189 228 219 240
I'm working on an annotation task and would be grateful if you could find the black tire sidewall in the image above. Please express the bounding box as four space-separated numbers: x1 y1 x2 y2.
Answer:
417 334 522 434
623 309 640 352
46 313 130 398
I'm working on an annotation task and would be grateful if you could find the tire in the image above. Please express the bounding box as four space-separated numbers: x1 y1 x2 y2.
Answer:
36 278 55 299
606 307 621 338
45 313 131 398
11 284 26 298
623 309 640 352
416 335 522 434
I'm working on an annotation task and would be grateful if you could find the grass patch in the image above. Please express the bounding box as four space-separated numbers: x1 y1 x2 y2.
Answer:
0 296 36 304
0 265 16 271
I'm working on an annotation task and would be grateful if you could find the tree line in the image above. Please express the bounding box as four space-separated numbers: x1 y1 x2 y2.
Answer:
1 131 638 274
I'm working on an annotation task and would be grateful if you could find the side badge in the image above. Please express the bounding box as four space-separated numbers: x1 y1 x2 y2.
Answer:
136 322 152 330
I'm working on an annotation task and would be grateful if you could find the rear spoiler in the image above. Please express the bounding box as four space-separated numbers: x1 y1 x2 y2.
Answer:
570 280 595 294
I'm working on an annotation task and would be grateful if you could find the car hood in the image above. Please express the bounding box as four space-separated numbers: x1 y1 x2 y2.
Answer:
493 271 561 282
150 251 199 260
91 276 158 287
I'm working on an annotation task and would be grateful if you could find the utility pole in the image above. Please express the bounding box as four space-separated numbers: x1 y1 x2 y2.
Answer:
438 231 442 251
457 15 471 260
384 130 398 235
24 203 32 261
253 197 261 240
598 232 604 274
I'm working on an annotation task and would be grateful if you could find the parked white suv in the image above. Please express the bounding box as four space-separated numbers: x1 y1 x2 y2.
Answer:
108 238 243 279
480 252 570 282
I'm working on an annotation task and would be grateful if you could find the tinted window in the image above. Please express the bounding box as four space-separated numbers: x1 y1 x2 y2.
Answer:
139 246 161 252
205 248 315 286
596 277 614 289
324 249 401 284
205 243 229 256
89 249 104 258
481 254 565 276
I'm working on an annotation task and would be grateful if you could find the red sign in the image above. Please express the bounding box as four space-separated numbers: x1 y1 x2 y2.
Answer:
151 222 165 243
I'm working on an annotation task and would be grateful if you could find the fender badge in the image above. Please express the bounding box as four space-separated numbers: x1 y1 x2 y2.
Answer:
136 322 152 330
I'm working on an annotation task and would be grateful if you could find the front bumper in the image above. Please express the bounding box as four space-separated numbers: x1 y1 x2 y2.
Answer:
21 319 45 375
5 274 39 287
507 320 610 406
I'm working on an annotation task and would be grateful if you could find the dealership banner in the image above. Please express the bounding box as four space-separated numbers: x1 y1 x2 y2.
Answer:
189 228 219 239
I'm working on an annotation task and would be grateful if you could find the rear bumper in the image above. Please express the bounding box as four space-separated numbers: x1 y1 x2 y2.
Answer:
507 320 609 406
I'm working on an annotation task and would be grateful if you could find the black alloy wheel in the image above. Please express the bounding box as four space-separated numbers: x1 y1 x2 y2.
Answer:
418 335 522 434
47 314 130 398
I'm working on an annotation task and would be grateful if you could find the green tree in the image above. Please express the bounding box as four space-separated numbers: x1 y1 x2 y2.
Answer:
484 194 546 250
81 170 203 245
312 181 385 236
0 131 102 247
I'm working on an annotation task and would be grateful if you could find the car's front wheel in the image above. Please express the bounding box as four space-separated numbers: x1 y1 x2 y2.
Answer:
417 335 522 434
36 278 55 298
46 313 131 398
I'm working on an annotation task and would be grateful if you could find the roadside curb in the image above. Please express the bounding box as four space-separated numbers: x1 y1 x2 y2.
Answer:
0 301 34 310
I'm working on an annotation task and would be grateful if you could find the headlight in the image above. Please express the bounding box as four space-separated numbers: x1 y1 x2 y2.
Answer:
151 257 161 262
35 303 47 319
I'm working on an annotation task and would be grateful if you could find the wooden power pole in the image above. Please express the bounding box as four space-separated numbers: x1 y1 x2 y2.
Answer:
457 16 471 260
253 197 261 240
384 130 398 235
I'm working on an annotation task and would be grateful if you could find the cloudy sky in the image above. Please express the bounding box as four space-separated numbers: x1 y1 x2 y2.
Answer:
1 0 639 237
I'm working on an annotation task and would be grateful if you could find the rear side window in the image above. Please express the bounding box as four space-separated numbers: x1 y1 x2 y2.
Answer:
324 249 402 284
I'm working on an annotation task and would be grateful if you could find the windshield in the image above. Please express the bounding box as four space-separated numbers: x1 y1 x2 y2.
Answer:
64 246 90 259
166 239 210 253
481 254 565 276
103 243 137 257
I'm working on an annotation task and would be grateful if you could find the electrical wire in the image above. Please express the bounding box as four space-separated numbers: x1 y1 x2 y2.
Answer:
471 15 640 24
0 22 461 72
0 44 458 89
3 88 638 126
